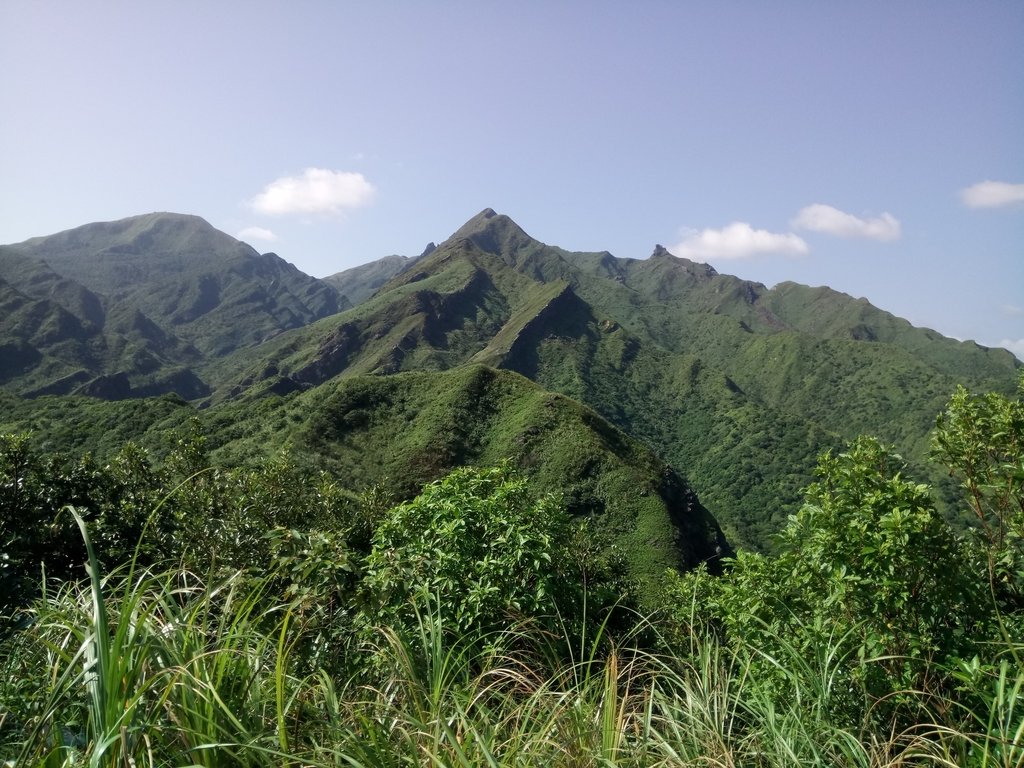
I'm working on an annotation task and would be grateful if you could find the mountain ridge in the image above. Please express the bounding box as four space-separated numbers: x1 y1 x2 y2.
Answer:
0 212 349 397
1 209 1018 550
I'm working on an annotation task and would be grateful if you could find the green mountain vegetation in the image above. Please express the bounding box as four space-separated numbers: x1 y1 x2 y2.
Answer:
204 208 1019 546
1 209 1022 765
0 364 729 589
0 213 346 399
0 207 1019 555
1 376 1022 765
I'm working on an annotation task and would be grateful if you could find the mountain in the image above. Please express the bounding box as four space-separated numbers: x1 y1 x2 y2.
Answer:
1 209 1018 552
0 365 731 590
214 209 1018 545
0 213 347 398
0 244 206 398
324 253 415 306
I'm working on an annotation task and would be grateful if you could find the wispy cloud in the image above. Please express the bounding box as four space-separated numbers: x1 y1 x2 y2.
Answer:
996 338 1024 361
670 222 808 261
1002 304 1024 317
791 204 901 241
236 226 278 243
960 180 1024 209
250 168 376 216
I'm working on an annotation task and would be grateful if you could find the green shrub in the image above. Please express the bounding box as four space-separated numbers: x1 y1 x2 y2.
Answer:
361 464 571 640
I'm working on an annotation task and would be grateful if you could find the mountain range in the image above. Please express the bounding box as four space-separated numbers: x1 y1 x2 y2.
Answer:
1 209 1018 573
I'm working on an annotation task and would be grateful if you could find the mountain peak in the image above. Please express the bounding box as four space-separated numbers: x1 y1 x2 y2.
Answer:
649 244 718 277
451 208 503 236
446 208 535 257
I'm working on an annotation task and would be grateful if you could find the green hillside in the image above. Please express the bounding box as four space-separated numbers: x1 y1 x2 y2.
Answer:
204 209 1016 546
0 246 205 398
324 252 414 306
1 208 1018 550
0 213 350 399
0 365 730 589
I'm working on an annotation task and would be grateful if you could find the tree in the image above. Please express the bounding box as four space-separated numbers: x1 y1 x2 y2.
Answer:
778 438 980 685
933 374 1024 610
663 436 983 726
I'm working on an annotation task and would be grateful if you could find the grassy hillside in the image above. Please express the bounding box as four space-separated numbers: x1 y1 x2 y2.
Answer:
2 208 1017 550
0 365 729 588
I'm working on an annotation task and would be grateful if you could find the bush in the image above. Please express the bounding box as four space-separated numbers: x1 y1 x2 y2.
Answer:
361 464 571 639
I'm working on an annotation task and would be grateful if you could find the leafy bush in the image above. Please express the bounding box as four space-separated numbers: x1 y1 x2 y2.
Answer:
361 464 572 640
933 376 1024 612
663 436 986 727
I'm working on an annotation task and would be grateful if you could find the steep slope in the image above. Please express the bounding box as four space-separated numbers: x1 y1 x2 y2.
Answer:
0 213 347 358
0 248 205 398
211 235 544 396
208 215 821 545
223 209 1017 546
0 366 731 590
0 213 352 397
453 211 1017 424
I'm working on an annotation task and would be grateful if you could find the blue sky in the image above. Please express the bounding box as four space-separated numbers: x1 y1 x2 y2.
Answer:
2 2 1022 357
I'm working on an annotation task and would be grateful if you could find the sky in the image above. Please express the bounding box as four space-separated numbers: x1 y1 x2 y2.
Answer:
2 2 1022 358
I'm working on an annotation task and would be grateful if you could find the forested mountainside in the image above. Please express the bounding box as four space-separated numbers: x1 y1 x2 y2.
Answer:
0 213 346 399
1 209 1018 550
202 208 1019 545
0 364 730 587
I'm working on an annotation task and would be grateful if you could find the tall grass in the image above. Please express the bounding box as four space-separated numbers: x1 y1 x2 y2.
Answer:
2 513 1022 767
2 509 305 767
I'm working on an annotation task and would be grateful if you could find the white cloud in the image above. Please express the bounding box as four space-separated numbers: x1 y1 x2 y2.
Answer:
250 168 376 216
236 226 278 243
791 204 901 241
670 222 809 261
996 338 1024 361
1003 304 1024 317
961 180 1024 209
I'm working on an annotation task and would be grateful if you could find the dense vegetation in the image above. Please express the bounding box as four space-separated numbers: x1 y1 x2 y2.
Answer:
2 208 1021 765
1 376 1021 766
3 210 1018 551
0 366 729 589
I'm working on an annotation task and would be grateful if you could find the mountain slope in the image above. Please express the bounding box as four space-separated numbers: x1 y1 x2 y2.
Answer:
324 253 414 307
0 213 348 358
2 209 1017 550
0 213 350 397
0 247 205 398
217 209 1016 545
0 366 731 591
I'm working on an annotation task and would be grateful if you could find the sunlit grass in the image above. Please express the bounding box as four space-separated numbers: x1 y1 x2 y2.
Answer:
2 510 1022 767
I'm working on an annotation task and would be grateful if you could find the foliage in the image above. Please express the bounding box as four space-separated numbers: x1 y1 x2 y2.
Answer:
361 464 574 640
933 374 1024 611
2 364 1023 765
265 525 358 674
0 365 731 591
0 424 364 613
3 534 1021 767
1 434 94 611
780 438 981 685
662 436 988 729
